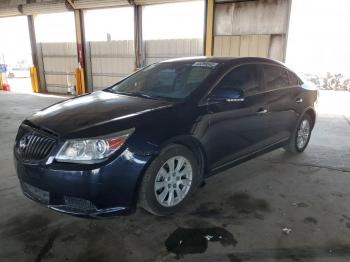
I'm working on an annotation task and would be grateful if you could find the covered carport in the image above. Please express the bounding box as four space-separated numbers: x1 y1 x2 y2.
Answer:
1 0 350 261
0 0 292 95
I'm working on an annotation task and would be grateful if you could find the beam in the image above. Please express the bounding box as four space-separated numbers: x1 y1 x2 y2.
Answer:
74 9 87 93
74 9 85 68
134 4 143 69
27 15 45 92
27 16 38 67
66 0 76 9
283 0 293 62
204 0 215 56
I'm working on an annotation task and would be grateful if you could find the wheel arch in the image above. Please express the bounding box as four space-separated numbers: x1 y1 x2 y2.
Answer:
133 135 208 208
303 107 317 129
159 135 208 181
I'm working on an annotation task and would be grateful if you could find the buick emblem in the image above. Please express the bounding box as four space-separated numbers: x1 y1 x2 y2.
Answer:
19 136 28 151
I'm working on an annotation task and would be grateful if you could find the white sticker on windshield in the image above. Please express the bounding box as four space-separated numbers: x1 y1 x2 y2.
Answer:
192 62 218 68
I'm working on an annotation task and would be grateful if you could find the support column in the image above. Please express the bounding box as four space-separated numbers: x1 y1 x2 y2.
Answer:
27 15 45 92
283 0 293 62
134 5 143 69
204 0 215 56
74 9 87 94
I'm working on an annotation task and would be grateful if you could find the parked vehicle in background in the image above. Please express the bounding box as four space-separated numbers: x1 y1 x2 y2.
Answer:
14 57 318 217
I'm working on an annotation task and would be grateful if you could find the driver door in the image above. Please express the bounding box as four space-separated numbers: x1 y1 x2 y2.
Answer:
206 64 270 171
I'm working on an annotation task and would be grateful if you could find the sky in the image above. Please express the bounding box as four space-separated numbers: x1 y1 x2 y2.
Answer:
0 16 32 67
286 0 350 75
84 1 205 41
142 1 205 40
84 7 134 41
0 0 349 74
35 12 76 43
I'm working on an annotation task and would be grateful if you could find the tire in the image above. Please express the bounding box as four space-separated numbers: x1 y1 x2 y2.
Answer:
139 144 200 216
284 114 313 153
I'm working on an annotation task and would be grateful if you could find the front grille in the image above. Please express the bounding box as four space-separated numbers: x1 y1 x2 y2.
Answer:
17 133 56 161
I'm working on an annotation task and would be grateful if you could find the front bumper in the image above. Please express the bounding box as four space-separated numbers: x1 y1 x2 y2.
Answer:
21 182 130 218
15 148 152 218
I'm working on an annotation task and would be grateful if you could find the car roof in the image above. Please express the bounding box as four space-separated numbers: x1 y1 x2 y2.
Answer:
161 56 286 68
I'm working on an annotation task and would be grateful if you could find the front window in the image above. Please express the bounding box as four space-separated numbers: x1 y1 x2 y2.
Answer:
108 62 218 100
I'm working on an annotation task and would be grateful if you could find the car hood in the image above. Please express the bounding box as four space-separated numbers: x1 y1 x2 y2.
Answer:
27 91 174 137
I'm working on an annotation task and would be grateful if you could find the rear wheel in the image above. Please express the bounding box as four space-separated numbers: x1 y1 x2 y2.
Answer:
285 114 313 153
139 144 200 216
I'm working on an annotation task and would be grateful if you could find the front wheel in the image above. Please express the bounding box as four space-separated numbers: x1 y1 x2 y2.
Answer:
285 114 313 153
139 144 200 216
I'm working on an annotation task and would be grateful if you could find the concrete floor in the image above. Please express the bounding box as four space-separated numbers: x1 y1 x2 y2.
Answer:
6 77 32 93
0 90 350 262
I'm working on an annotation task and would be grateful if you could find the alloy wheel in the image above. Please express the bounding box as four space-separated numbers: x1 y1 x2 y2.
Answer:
296 119 310 150
154 156 193 207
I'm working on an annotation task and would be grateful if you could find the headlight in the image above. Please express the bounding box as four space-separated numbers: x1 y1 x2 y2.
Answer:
55 128 134 164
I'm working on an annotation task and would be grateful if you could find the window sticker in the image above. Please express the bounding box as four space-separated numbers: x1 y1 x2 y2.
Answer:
192 62 218 68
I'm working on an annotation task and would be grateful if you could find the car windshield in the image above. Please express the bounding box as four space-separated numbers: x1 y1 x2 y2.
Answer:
107 61 219 100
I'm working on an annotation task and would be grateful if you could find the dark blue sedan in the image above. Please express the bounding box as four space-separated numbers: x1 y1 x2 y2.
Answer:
14 57 318 217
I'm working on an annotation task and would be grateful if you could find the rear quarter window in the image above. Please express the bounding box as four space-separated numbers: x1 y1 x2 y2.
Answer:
288 71 303 86
262 65 290 91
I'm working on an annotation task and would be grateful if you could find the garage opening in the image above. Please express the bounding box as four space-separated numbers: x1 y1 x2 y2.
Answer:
34 12 77 94
0 16 32 93
142 0 205 65
84 7 135 91
286 0 350 116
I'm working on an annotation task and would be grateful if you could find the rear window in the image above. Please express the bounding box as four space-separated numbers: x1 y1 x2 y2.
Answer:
262 65 290 91
288 71 303 86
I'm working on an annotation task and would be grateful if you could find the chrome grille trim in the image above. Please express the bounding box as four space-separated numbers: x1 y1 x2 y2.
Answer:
17 133 56 161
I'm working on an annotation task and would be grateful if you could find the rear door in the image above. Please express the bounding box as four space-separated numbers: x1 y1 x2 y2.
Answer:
258 64 299 143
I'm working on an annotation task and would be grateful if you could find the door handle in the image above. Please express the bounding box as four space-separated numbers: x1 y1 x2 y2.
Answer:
256 108 268 114
296 98 303 103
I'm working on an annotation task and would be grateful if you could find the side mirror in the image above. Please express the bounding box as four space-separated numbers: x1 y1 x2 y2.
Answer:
209 88 245 103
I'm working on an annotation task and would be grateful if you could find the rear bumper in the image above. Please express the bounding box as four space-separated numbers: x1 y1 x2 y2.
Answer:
15 148 152 218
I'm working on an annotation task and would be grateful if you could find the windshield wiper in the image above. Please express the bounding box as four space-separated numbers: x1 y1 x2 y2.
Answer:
132 92 158 99
111 90 161 100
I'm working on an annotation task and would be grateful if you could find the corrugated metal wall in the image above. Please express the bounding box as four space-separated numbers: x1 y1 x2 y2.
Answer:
135 0 192 5
144 38 203 65
86 39 203 90
89 40 135 90
21 2 69 15
40 42 78 94
0 7 22 17
213 0 290 61
73 0 129 9
214 35 271 57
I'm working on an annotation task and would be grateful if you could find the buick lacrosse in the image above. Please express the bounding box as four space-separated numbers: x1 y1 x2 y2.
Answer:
14 57 318 217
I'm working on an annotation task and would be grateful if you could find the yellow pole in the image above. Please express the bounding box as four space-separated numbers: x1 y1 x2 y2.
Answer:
75 68 82 95
30 66 40 93
205 0 215 57
0 73 3 90
80 68 86 94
